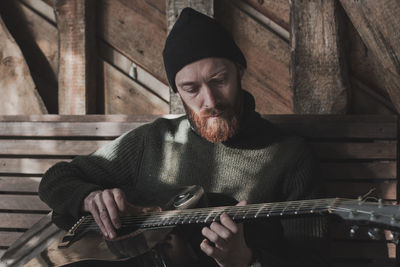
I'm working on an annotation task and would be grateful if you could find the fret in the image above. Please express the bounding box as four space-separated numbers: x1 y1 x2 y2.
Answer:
294 200 303 215
254 204 267 218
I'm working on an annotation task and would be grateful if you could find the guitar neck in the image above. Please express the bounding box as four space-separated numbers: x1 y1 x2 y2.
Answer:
71 198 339 235
100 198 337 230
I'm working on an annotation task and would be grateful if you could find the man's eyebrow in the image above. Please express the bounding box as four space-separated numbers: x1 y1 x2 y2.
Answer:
209 68 228 78
177 81 197 87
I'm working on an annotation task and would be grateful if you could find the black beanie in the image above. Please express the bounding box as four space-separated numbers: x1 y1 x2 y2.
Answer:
163 7 247 92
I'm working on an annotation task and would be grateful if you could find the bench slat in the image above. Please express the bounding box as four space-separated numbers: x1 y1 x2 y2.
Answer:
0 213 45 229
321 162 396 180
0 158 67 175
0 140 396 160
0 232 24 247
327 181 396 199
0 158 396 179
0 115 397 139
0 195 50 211
0 140 109 156
0 177 41 193
311 142 397 160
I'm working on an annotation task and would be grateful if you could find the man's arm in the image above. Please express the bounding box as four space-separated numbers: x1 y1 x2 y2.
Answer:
39 124 149 225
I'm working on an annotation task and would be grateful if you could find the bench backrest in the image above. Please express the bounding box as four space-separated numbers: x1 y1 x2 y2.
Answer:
0 114 397 266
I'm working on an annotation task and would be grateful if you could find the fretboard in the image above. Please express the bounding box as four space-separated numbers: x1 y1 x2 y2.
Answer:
77 198 337 232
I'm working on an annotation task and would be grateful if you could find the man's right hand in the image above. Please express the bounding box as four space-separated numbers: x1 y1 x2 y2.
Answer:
82 188 161 239
82 188 127 239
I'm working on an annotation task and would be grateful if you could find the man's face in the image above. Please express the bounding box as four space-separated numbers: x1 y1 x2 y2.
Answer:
175 58 243 143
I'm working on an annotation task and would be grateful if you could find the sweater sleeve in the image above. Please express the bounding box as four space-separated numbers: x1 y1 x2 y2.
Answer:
38 124 149 220
252 138 330 266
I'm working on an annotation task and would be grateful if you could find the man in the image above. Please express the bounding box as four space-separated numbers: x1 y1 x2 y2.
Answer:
39 8 327 267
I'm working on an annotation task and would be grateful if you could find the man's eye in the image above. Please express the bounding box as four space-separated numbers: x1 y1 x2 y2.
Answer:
182 86 197 93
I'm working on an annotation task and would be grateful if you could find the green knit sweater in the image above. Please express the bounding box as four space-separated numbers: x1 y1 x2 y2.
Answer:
39 93 328 266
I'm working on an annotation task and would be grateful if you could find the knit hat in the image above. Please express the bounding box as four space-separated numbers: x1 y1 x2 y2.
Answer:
163 7 247 92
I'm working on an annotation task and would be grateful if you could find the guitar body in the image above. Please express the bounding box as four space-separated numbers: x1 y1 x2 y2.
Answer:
27 185 205 267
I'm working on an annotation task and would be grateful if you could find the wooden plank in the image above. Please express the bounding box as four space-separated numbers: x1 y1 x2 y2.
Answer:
0 213 45 229
1 140 396 159
327 181 397 200
0 232 24 248
321 162 397 180
0 140 110 156
290 0 349 114
310 142 397 160
0 114 160 123
0 158 64 175
55 0 97 114
0 195 50 211
0 122 146 138
241 0 289 31
99 0 167 84
0 177 41 193
167 0 214 114
329 241 396 259
0 15 47 115
99 41 169 102
215 0 292 114
103 60 169 115
340 0 400 113
0 115 396 138
15 1 59 114
1 213 64 267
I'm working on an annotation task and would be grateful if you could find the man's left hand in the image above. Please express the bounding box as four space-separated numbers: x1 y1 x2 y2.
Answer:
200 200 252 267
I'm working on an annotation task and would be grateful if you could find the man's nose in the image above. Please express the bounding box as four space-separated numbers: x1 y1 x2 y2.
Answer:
201 85 217 109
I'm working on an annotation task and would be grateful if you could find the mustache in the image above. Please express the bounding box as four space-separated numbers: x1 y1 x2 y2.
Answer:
200 104 230 118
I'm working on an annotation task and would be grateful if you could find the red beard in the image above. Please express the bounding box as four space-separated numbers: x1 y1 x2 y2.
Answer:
184 98 242 143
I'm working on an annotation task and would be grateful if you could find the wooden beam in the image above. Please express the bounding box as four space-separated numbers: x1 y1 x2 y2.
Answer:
340 0 400 113
167 0 214 114
55 0 97 114
290 0 350 114
0 15 47 115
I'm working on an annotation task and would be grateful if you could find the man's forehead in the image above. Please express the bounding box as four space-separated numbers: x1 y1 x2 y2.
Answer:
176 58 234 81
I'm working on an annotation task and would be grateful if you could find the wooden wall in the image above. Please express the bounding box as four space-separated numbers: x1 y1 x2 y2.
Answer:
0 0 398 115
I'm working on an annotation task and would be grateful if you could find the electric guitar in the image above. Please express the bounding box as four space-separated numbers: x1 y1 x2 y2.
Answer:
19 186 400 266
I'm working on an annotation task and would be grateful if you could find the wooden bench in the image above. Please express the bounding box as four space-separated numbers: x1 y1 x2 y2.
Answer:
0 114 398 266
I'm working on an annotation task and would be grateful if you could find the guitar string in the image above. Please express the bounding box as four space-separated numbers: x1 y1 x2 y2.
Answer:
75 199 340 229
74 200 336 230
77 199 334 224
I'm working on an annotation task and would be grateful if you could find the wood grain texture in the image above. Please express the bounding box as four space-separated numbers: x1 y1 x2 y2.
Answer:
0 115 396 138
242 0 290 30
290 0 349 114
215 0 292 114
321 162 397 180
0 158 66 175
0 177 41 193
0 195 50 211
103 60 169 114
0 214 45 229
0 232 24 248
55 0 97 114
327 181 397 200
310 142 397 160
0 16 47 115
99 0 167 84
340 0 400 113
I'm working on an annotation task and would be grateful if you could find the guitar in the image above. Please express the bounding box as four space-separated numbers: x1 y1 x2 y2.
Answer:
23 186 400 266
